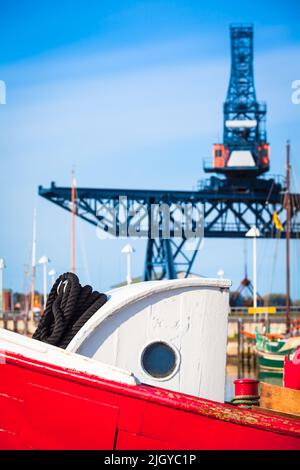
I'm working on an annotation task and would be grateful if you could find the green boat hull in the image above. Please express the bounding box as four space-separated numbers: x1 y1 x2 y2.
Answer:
254 329 300 373
258 355 284 372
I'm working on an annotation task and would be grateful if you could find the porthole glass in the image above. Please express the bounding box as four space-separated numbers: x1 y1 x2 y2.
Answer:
141 341 177 379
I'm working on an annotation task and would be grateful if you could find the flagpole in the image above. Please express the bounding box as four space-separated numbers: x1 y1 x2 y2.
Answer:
285 141 291 334
71 170 76 274
30 208 37 321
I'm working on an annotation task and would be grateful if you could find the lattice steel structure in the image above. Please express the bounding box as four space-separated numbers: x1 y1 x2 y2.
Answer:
38 25 300 281
205 24 270 177
39 182 300 280
225 25 267 156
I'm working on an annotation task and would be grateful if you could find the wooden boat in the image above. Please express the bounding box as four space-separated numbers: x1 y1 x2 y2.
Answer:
257 351 300 418
254 330 300 373
0 277 299 450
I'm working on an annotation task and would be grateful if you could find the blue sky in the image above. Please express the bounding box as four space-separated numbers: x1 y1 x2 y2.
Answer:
0 0 300 298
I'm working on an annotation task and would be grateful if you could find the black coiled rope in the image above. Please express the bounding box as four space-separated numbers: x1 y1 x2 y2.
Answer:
33 272 107 349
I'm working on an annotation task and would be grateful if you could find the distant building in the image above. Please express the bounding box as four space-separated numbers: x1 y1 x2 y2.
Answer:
2 290 42 312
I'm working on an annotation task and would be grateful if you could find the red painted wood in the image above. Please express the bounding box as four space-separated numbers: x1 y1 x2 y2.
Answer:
0 395 23 434
141 402 300 450
20 384 119 449
0 429 31 450
0 351 299 450
116 431 177 450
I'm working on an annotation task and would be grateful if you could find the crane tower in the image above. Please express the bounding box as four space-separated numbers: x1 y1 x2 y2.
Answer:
39 25 300 281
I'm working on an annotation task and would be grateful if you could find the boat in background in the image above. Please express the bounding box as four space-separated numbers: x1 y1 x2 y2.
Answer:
254 329 300 373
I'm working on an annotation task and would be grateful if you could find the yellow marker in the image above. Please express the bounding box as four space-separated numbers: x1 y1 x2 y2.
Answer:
273 211 284 231
248 306 276 314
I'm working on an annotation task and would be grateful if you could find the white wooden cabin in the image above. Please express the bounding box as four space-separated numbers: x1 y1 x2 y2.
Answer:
67 278 231 403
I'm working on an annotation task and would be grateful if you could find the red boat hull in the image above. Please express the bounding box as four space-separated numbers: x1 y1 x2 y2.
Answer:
0 351 299 450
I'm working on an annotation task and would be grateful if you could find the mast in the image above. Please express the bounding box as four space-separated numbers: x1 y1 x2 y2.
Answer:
23 264 30 334
30 207 37 320
285 140 291 334
71 170 76 273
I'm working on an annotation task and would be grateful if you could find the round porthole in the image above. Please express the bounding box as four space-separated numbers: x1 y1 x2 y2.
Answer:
141 341 179 379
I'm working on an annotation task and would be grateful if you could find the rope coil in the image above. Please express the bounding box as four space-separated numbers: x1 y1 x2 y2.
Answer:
33 272 107 349
231 394 260 409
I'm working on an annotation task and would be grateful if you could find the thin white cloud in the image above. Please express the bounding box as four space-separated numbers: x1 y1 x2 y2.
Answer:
2 38 299 151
